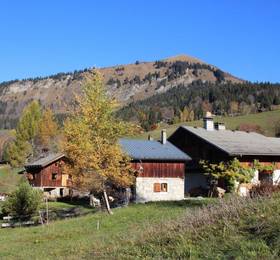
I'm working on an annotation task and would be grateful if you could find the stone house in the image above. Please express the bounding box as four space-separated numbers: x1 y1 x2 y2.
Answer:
119 130 191 202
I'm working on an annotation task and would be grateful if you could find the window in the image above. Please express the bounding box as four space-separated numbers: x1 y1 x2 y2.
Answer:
154 183 161 192
154 183 168 192
52 173 58 180
259 172 273 184
161 183 168 192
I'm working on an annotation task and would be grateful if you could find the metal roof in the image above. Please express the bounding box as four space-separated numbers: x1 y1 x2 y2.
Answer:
25 153 65 168
119 139 191 161
179 126 280 156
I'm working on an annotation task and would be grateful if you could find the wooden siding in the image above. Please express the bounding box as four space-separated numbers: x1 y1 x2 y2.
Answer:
169 127 280 169
168 127 228 166
131 161 185 178
240 160 280 170
26 159 69 187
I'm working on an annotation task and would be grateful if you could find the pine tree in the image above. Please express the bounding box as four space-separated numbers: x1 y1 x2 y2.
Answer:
4 101 42 167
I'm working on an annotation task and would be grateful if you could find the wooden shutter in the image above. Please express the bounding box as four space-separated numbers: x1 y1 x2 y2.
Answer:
154 183 161 192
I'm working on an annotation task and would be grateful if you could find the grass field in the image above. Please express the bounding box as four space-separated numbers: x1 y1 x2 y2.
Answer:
113 193 280 259
136 110 280 140
0 194 280 259
0 199 212 259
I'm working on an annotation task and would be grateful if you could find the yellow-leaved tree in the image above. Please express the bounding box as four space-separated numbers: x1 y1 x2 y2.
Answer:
37 109 59 152
63 71 136 214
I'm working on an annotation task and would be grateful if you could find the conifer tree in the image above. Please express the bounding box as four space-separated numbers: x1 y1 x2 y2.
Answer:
63 71 136 213
4 101 42 167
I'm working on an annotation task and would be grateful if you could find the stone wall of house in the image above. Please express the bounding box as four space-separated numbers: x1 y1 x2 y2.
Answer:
34 187 70 198
251 170 259 184
273 170 280 184
136 177 184 203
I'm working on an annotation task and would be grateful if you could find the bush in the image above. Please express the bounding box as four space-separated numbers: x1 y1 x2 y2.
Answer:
250 183 280 197
2 181 43 220
238 123 263 134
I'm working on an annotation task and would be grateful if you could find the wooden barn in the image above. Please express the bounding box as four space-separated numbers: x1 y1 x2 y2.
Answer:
23 153 72 198
168 113 280 194
119 130 191 202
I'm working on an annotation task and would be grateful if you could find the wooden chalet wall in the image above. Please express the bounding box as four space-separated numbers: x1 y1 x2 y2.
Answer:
169 128 280 169
27 159 66 187
168 128 228 165
131 161 185 178
238 156 280 165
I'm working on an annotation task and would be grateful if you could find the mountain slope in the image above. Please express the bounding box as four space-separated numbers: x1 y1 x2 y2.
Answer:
0 54 242 128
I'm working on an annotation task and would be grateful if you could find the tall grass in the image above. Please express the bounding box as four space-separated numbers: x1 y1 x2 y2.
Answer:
109 194 280 259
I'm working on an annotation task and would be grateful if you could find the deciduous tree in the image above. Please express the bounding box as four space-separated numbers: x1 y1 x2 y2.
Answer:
63 72 136 213
37 109 59 151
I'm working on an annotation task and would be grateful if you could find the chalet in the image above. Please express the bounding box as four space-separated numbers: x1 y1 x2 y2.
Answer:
119 130 191 202
168 113 280 193
23 153 71 198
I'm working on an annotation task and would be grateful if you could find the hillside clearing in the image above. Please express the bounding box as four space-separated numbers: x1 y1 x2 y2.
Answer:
136 110 280 139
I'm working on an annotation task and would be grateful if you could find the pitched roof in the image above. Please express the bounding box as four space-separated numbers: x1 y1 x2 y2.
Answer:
25 153 65 168
177 126 280 156
119 139 191 161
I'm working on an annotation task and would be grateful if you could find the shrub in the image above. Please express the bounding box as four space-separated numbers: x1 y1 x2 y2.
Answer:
200 158 255 192
2 181 43 220
238 123 263 134
250 183 280 198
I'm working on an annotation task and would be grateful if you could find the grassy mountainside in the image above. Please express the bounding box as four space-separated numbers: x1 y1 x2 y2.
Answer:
118 81 280 130
136 109 280 140
0 54 242 128
0 194 279 259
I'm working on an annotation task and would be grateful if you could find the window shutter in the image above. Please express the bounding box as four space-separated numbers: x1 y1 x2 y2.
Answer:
154 183 161 192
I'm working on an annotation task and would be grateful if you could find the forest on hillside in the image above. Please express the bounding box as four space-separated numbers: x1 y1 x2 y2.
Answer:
117 81 280 130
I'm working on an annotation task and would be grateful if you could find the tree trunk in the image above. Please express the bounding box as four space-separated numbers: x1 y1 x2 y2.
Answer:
103 190 113 215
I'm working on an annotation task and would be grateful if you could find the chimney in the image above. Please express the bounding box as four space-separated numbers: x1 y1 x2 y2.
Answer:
148 135 153 141
161 129 167 144
214 122 226 130
203 111 214 131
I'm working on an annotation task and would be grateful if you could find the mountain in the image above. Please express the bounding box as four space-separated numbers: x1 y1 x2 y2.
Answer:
0 54 243 128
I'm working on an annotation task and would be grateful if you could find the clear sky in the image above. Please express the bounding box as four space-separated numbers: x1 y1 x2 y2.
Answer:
0 0 279 83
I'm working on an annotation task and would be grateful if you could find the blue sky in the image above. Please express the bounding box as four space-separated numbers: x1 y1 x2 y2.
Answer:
0 0 279 82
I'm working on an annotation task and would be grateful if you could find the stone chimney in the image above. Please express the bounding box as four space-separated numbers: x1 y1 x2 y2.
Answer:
203 111 214 131
161 129 167 144
214 122 226 130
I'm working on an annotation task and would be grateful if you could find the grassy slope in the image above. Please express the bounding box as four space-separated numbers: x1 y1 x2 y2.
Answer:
0 199 211 259
109 194 280 259
1 194 280 259
136 110 280 140
0 165 22 194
